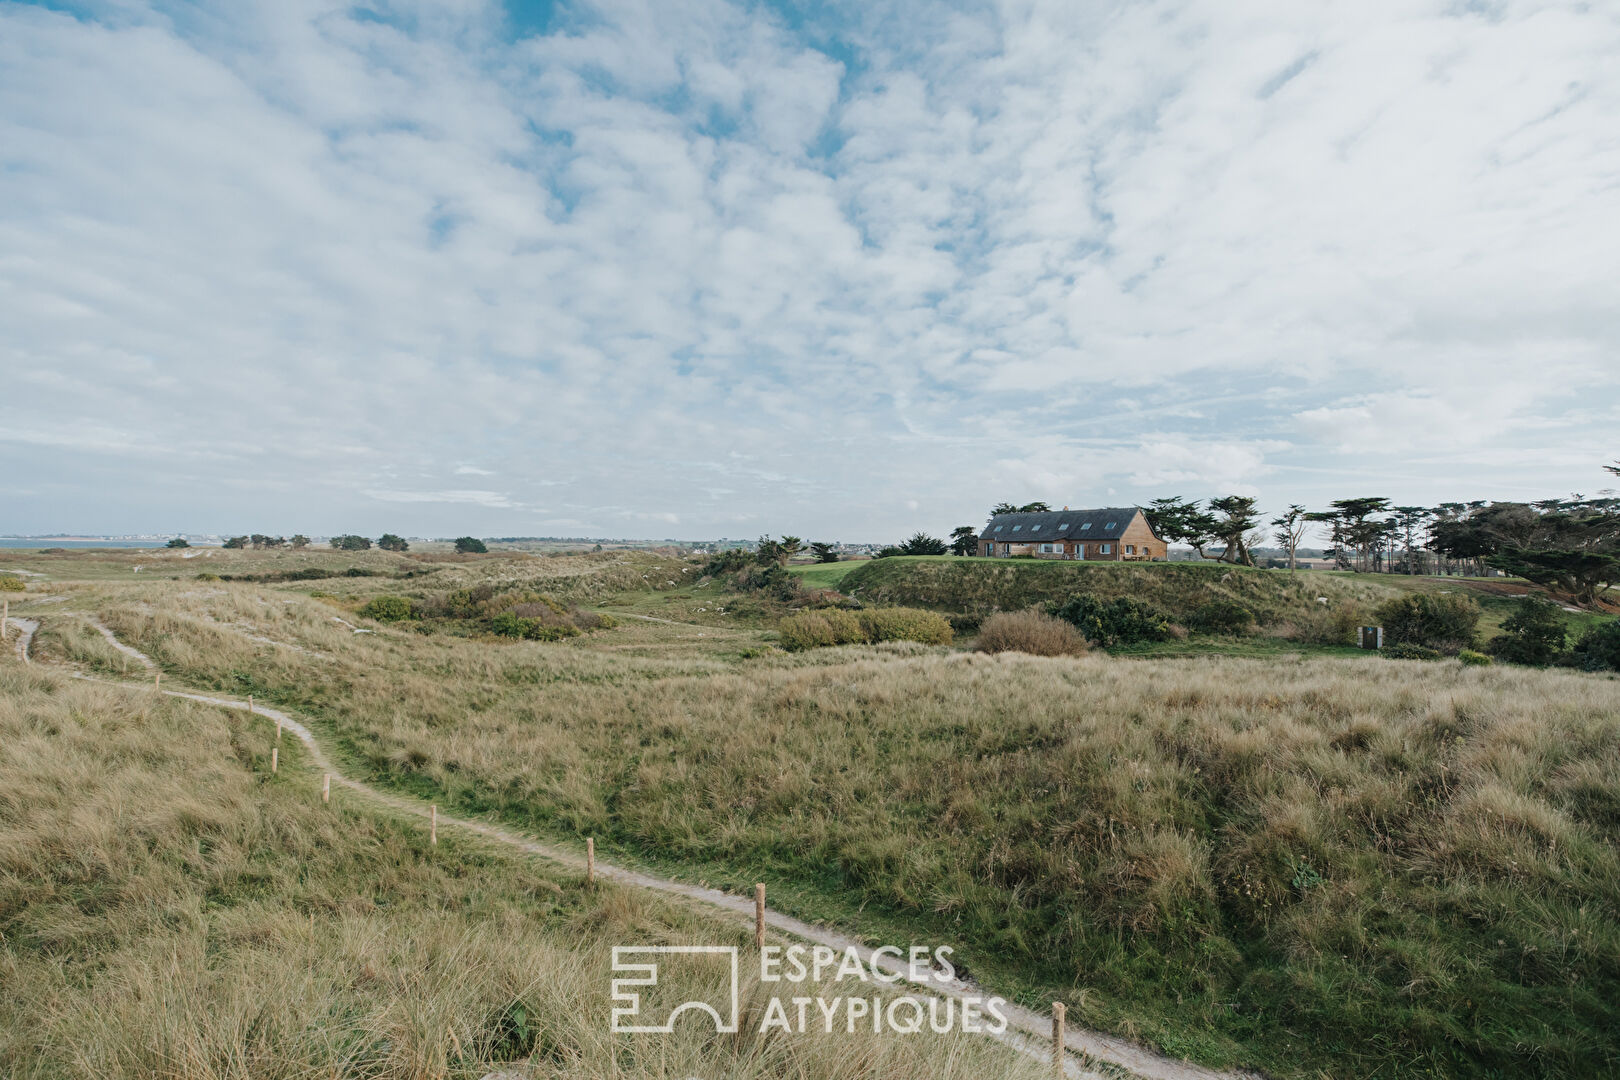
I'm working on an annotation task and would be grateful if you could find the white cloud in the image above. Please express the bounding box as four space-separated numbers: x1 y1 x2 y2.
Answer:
365 489 522 508
2 0 1616 538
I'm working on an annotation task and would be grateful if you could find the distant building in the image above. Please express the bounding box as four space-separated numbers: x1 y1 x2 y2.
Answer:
977 507 1167 561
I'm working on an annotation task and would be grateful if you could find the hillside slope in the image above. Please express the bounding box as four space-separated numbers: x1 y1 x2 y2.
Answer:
839 556 1402 622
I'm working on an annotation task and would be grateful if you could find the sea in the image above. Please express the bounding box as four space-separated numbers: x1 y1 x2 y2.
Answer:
0 539 175 549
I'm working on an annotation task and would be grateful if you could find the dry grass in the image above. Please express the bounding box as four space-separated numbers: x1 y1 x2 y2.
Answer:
20 556 1620 1078
973 609 1090 657
0 662 1044 1080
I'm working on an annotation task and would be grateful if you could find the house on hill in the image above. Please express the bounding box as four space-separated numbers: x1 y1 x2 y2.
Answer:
977 507 1166 561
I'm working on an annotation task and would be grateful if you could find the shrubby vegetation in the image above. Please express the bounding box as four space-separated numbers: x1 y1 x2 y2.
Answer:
974 609 1089 657
415 584 616 640
1372 592 1480 654
359 595 415 622
0 574 24 592
1053 594 1174 647
1188 597 1255 635
1571 619 1620 672
1382 642 1445 661
1488 595 1568 665
453 536 487 554
777 606 952 650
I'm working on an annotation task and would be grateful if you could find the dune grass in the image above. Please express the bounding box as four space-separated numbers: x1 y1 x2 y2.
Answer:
63 561 1620 1080
0 661 1044 1080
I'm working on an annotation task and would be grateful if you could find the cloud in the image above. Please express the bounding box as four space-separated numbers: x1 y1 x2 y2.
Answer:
2 0 1617 538
365 489 522 508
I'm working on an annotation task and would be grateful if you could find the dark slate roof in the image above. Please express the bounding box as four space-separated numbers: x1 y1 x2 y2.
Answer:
979 507 1145 541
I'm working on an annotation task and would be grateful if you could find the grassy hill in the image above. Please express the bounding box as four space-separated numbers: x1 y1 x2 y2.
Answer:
13 551 1620 1079
0 662 1040 1080
838 555 1401 623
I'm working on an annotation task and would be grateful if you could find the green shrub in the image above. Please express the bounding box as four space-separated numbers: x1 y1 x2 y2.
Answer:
359 596 416 622
1458 649 1492 666
1569 619 1620 672
777 611 835 650
974 609 1088 657
1372 592 1479 654
0 574 26 592
777 607 949 650
1486 595 1568 666
857 607 953 646
734 563 801 601
195 573 220 582
1053 595 1172 647
489 612 581 641
1382 642 1443 661
454 536 488 554
1189 598 1254 635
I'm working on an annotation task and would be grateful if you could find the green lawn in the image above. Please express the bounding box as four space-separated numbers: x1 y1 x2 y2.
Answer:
785 559 864 590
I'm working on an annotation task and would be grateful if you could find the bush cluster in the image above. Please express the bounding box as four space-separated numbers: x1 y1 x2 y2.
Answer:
490 613 581 641
777 607 953 651
1458 649 1493 666
974 609 1089 657
1487 595 1567 665
1372 592 1479 654
1052 594 1172 647
1188 598 1255 635
1570 619 1620 672
1382 642 1444 661
0 574 25 592
359 596 416 622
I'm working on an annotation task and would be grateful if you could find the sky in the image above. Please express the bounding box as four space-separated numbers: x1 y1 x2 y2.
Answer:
2 0 1617 542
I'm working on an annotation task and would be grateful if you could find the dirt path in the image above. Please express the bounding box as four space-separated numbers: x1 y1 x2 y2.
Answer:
54 618 1254 1080
90 620 156 669
7 617 39 663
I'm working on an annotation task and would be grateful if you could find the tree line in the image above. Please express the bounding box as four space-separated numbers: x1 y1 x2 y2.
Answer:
866 459 1620 604
212 534 490 554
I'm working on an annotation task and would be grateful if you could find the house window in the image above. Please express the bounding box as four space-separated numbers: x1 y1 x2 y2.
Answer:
1058 523 1069 531
993 525 1003 532
1105 522 1117 530
1012 525 1021 531
1125 545 1134 554
1040 543 1053 553
1030 524 1040 531
1080 523 1091 531
1101 544 1111 554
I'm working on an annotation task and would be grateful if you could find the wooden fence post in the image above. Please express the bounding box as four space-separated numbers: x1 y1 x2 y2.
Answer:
1052 1001 1066 1073
586 837 595 885
430 804 437 845
322 773 330 803
2 599 8 639
155 672 161 691
248 695 253 713
270 746 278 773
754 883 765 948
